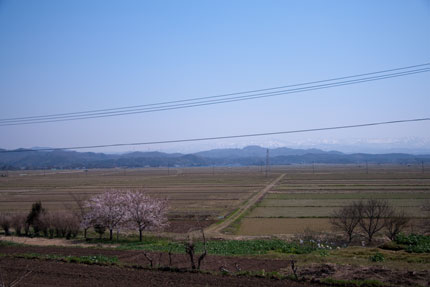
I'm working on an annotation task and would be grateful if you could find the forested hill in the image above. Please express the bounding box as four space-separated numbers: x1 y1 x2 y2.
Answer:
0 145 429 170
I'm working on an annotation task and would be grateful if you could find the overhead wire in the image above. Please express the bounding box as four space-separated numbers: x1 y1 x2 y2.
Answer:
1 62 429 122
1 117 429 153
1 65 429 126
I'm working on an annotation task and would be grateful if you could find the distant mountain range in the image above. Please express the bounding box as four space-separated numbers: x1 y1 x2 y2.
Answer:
0 145 429 170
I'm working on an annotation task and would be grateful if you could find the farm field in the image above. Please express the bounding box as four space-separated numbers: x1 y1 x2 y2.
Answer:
237 164 430 236
1 164 430 286
0 167 276 232
1 164 430 236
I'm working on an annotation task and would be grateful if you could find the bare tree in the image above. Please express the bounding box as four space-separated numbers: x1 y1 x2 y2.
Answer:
385 210 410 240
184 228 207 270
38 212 55 238
69 192 90 239
357 199 393 244
330 202 361 245
38 211 80 239
0 213 11 236
10 213 26 236
421 200 430 234
289 256 299 280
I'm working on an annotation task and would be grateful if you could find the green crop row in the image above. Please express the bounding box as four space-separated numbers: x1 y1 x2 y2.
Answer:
0 252 118 265
117 238 331 255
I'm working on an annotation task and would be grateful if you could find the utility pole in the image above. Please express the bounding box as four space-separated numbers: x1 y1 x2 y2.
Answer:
265 149 270 177
422 160 425 173
312 162 315 174
366 161 369 174
167 161 170 176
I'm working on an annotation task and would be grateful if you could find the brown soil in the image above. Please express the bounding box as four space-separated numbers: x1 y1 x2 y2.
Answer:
0 257 316 287
165 220 216 233
2 244 429 286
300 263 430 287
205 173 286 239
0 244 292 273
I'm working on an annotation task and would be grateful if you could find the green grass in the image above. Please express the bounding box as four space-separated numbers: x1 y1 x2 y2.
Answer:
0 252 118 265
221 208 251 235
0 240 22 247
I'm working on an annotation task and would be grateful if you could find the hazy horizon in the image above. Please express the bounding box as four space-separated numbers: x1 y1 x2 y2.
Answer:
3 137 430 156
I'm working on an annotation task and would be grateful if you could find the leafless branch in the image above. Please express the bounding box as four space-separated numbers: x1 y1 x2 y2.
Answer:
290 256 298 280
142 252 153 268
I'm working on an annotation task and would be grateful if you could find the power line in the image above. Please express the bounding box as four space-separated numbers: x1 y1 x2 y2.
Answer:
2 62 428 122
2 67 429 124
2 67 428 125
2 117 429 153
1 64 429 126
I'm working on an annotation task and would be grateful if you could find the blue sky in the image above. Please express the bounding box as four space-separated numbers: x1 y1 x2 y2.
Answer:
0 0 429 153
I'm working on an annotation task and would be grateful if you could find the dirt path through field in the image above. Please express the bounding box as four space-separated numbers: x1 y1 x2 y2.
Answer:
204 173 286 239
0 174 285 246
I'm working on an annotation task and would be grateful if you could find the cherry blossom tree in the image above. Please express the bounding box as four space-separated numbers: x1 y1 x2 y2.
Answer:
84 190 128 240
124 190 168 241
80 213 93 239
83 189 168 241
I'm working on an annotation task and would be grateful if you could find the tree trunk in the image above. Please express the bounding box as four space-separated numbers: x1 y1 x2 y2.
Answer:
109 229 113 240
139 230 143 242
368 234 373 244
348 233 353 245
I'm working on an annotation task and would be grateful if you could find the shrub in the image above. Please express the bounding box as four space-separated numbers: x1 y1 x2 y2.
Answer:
10 213 26 236
384 210 410 241
38 211 80 239
395 233 430 253
0 213 12 236
395 233 430 246
369 252 385 262
26 201 45 235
